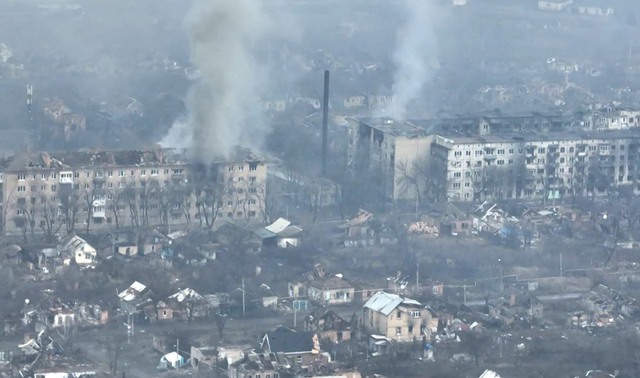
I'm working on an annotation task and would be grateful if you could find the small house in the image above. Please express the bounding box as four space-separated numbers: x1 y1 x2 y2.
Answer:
304 308 354 343
260 326 325 367
307 275 355 306
363 291 438 342
59 234 97 265
255 218 303 249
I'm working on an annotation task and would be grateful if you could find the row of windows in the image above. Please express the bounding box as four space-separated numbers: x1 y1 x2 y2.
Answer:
394 324 427 336
228 163 259 172
17 168 185 181
229 176 259 183
244 373 278 378
453 144 628 158
17 209 259 221
18 185 57 192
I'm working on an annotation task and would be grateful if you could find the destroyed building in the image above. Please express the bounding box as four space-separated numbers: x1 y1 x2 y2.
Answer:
0 148 267 235
347 113 640 203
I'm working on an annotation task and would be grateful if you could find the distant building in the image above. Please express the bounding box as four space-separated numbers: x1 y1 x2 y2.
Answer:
538 0 573 12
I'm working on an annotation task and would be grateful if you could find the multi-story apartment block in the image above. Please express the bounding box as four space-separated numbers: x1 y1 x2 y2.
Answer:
431 131 640 202
348 116 640 203
347 117 435 201
346 114 594 202
0 148 267 236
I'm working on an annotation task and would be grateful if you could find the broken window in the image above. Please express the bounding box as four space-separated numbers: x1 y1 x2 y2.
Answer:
249 162 258 171
18 174 26 181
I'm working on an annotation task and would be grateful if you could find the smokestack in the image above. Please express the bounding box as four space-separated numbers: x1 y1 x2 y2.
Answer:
321 70 330 176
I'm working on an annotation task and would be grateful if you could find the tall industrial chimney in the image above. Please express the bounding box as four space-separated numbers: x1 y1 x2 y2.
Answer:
321 70 330 176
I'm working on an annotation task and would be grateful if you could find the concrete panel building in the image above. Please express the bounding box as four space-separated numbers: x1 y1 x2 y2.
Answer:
431 131 640 202
0 148 267 236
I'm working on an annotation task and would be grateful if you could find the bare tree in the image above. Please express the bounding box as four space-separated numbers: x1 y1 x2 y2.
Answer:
107 186 125 229
106 335 125 375
0 188 16 234
157 184 171 227
81 181 103 233
396 156 447 206
139 178 152 226
39 196 63 241
123 179 141 228
15 195 36 240
55 313 78 348
59 185 81 235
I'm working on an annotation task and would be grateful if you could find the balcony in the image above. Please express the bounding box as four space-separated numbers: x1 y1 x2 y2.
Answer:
59 171 74 184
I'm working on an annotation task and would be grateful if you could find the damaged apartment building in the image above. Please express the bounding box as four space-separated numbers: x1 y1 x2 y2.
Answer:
431 131 640 201
347 113 640 203
0 148 267 235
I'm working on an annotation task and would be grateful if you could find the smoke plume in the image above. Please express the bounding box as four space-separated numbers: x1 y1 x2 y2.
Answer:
161 0 272 162
388 0 440 120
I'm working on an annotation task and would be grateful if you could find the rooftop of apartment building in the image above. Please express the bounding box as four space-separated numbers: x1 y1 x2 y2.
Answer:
435 129 640 146
3 147 264 172
352 117 432 138
352 111 583 139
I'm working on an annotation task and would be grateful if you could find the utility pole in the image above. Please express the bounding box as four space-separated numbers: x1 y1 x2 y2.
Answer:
416 262 420 295
559 251 563 277
241 277 246 317
176 338 179 354
497 258 503 293
463 285 467 305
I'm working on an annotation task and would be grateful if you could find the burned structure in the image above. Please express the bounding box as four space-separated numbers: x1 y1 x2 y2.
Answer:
348 112 640 203
0 148 267 236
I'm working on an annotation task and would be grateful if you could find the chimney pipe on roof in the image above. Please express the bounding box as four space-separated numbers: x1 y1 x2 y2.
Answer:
321 70 330 177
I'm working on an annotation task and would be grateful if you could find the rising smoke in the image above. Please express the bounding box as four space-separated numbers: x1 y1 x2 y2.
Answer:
161 0 272 163
388 0 440 120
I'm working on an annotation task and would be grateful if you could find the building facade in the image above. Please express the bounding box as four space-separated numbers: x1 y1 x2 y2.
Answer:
346 113 595 202
347 117 434 201
307 276 355 306
1 148 267 236
362 291 437 342
431 131 640 202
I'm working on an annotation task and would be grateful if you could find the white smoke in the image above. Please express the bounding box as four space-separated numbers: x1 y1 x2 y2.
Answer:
161 0 272 163
388 0 440 120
